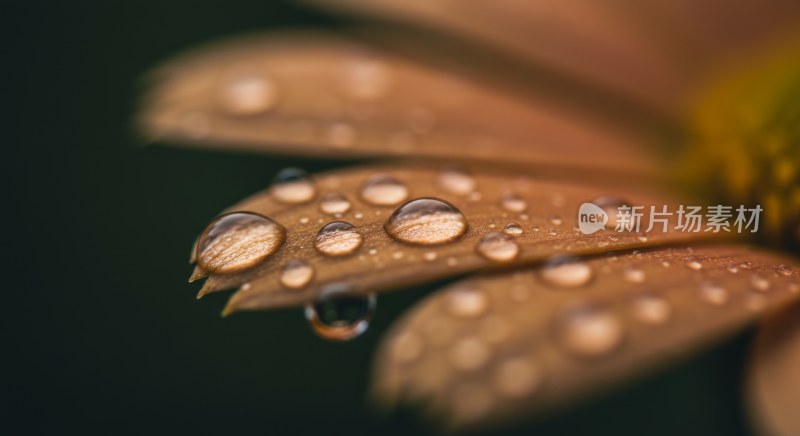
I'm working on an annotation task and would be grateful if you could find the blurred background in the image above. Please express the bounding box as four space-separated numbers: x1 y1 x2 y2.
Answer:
10 1 759 434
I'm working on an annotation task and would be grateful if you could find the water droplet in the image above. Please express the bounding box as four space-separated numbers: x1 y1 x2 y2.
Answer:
548 215 563 226
272 167 316 204
280 259 314 289
700 282 728 305
492 358 542 398
686 258 703 270
325 122 356 147
359 174 409 206
503 222 524 236
423 251 438 261
389 332 424 364
449 337 490 371
750 273 770 292
319 192 351 215
745 293 767 312
727 264 739 273
556 303 624 358
305 284 376 341
314 221 363 256
447 257 459 267
196 212 285 274
218 72 277 116
622 266 646 283
539 257 594 288
391 251 404 260
438 167 476 196
501 193 527 212
345 59 391 100
443 288 488 318
630 294 671 325
476 232 519 263
592 196 630 230
385 198 468 245
776 265 793 277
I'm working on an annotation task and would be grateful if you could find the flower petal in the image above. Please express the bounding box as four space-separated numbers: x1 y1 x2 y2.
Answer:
371 244 800 429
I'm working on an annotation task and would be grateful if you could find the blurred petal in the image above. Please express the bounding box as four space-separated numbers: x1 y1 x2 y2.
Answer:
372 245 800 430
139 32 658 173
747 301 800 436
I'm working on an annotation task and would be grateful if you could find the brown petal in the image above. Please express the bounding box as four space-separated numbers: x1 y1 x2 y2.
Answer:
371 244 800 430
138 31 658 174
747 300 800 436
187 164 713 313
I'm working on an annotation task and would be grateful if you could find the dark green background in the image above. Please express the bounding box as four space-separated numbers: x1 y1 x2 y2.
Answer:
11 1 755 434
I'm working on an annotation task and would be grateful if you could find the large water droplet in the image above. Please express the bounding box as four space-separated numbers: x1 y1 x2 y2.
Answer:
443 288 489 318
359 174 409 206
438 167 476 196
592 196 630 230
280 259 314 289
501 193 527 212
385 198 468 245
314 221 364 256
538 257 594 288
476 232 519 263
218 72 277 116
305 284 376 341
630 293 671 325
319 192 351 215
196 212 285 274
556 303 624 358
272 168 316 204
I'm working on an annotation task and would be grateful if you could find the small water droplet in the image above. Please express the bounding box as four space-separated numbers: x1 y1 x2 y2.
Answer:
391 251 404 260
449 337 490 371
556 303 624 358
280 259 314 289
776 265 793 277
443 288 488 318
745 292 767 312
385 198 468 245
539 257 594 288
325 122 356 147
501 193 527 212
305 284 376 341
196 212 285 274
438 167 476 196
622 266 646 283
686 258 703 270
592 196 630 230
272 167 316 204
700 282 728 305
492 357 542 398
389 332 424 364
727 264 739 273
447 257 459 267
630 294 671 324
319 192 351 215
314 221 364 256
476 232 519 263
218 72 277 116
423 251 438 261
360 174 409 206
548 215 563 226
345 59 391 100
503 222 524 236
750 273 770 292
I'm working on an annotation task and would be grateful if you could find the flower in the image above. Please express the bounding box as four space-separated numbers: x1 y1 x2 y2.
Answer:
139 1 800 433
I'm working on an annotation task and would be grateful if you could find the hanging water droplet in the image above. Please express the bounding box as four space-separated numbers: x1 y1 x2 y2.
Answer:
538 257 594 288
314 221 364 256
449 337 491 371
384 198 468 245
700 282 729 305
501 193 527 212
503 222 524 236
622 266 646 283
280 259 314 289
443 288 489 318
325 122 356 147
272 167 316 203
556 303 624 358
592 196 630 230
630 294 671 325
319 192 351 215
492 357 542 398
218 72 277 116
476 232 519 263
195 212 285 274
359 174 409 206
438 167 476 196
750 273 771 292
305 284 376 341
